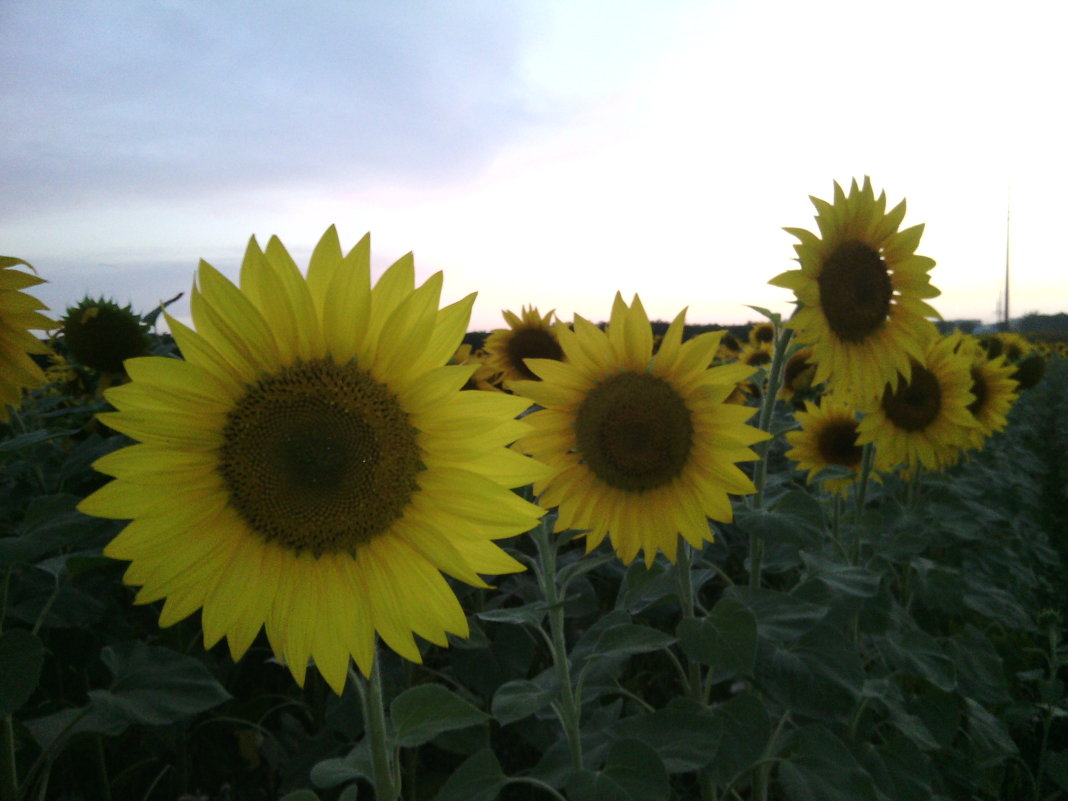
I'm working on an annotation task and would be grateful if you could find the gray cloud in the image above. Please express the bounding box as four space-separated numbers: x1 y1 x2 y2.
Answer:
1 0 544 215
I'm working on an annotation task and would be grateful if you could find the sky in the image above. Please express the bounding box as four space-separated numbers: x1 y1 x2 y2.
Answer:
2 0 1066 334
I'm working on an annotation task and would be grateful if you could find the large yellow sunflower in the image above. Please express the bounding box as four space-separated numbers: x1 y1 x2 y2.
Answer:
784 399 866 495
78 228 546 693
1 257 52 421
484 306 565 383
769 177 941 406
511 294 769 567
856 334 978 472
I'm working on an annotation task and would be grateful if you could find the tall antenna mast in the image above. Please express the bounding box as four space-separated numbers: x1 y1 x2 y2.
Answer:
1002 195 1011 332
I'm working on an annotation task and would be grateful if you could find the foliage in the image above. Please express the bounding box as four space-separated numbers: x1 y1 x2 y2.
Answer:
1 321 1067 801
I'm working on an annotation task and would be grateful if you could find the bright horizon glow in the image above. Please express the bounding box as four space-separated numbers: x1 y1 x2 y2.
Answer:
3 0 1065 334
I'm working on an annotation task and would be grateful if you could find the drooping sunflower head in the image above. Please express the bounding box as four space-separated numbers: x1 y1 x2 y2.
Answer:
78 227 546 693
769 177 942 406
1012 352 1046 390
61 297 151 374
483 305 566 383
785 399 868 495
0 257 52 421
856 333 978 473
996 332 1032 363
715 331 743 363
511 293 769 567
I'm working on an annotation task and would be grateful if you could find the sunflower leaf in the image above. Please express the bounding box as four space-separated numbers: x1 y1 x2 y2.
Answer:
565 738 670 801
390 684 490 748
434 748 507 801
0 629 45 715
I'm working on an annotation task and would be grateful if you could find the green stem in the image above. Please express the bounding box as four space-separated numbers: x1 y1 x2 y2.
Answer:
674 543 705 703
0 717 17 801
853 443 875 563
352 662 399 801
534 521 584 771
749 325 792 589
905 462 924 509
94 735 111 801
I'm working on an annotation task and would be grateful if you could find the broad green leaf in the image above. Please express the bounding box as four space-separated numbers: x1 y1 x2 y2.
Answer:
581 623 676 663
310 740 371 789
491 679 554 726
91 641 231 728
758 624 864 722
434 748 507 801
476 602 548 627
566 739 670 801
0 629 45 715
706 693 771 784
676 597 757 683
962 698 1017 765
779 726 880 801
722 586 828 642
278 792 321 801
390 684 489 748
800 552 882 599
883 628 957 692
1044 749 1068 792
611 705 722 772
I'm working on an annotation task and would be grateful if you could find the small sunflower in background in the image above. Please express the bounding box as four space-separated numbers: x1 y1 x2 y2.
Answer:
449 343 502 391
739 342 773 370
769 177 941 406
60 297 152 374
748 321 776 347
785 398 867 495
511 293 768 567
958 337 1018 449
779 346 817 402
484 305 565 383
715 331 743 363
79 227 546 693
995 331 1032 363
856 334 978 473
1012 351 1046 390
0 256 52 421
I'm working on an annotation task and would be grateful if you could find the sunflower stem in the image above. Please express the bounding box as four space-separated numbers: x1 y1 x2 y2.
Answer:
0 716 17 801
749 326 792 589
352 661 399 801
852 442 876 563
533 520 584 772
674 542 705 703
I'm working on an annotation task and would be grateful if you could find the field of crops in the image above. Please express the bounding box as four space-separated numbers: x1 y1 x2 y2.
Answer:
3 182 1068 801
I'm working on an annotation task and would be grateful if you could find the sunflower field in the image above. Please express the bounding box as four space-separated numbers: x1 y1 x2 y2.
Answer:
2 180 1067 801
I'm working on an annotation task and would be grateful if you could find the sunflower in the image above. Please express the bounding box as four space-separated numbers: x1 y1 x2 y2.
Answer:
61 297 151 373
779 346 817 401
1 257 52 422
715 331 743 363
769 177 941 406
511 294 769 567
748 321 776 347
739 342 773 371
785 399 866 495
995 332 1032 363
78 228 546 693
484 306 565 383
961 341 1018 448
856 334 978 472
449 343 502 391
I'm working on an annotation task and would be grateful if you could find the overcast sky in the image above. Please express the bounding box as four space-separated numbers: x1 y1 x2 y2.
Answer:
3 0 1065 333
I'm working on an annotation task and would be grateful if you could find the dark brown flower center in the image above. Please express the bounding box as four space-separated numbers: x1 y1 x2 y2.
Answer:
575 372 693 493
218 360 421 556
746 350 772 368
967 366 987 416
753 324 775 344
817 240 893 343
816 417 862 468
783 349 815 392
881 362 942 431
507 327 563 380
